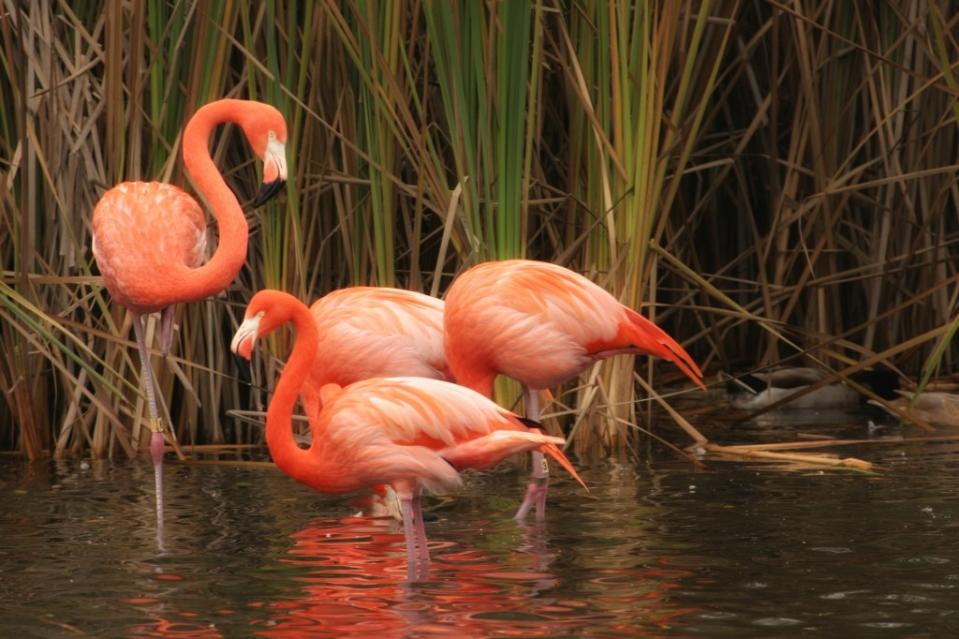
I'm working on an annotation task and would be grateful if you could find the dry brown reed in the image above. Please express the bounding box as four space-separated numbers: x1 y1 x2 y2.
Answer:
2 1 958 460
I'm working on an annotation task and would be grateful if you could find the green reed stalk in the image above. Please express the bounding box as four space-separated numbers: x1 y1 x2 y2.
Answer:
7 1 959 459
422 1 489 259
563 0 736 454
356 0 400 286
494 0 532 259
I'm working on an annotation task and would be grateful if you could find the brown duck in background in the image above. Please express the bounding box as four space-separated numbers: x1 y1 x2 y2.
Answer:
869 391 959 428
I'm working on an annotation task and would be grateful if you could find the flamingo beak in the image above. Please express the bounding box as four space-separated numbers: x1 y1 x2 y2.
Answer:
252 137 287 207
230 314 263 360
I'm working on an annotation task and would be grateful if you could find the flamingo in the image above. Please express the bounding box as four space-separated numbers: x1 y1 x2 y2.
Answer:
91 99 288 540
230 289 585 579
444 259 705 521
282 286 449 517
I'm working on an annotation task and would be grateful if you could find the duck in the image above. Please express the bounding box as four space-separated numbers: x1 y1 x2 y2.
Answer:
868 390 959 428
723 367 900 411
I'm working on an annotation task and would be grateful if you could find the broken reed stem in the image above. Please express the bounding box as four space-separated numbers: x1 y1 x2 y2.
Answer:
699 443 874 472
721 434 959 451
633 373 708 444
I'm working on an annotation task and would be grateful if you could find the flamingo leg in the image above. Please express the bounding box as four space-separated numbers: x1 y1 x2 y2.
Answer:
412 491 430 569
133 314 166 550
158 306 176 358
398 494 419 581
514 386 549 522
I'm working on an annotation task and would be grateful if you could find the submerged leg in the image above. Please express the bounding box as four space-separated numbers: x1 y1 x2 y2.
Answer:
398 493 419 581
411 491 430 569
133 314 166 549
514 386 549 522
158 306 176 358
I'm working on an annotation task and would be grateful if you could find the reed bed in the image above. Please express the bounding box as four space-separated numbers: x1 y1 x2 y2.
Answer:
2 1 958 460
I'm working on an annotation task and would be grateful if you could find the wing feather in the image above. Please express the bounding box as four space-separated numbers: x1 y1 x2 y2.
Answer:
321 377 519 449
310 288 447 385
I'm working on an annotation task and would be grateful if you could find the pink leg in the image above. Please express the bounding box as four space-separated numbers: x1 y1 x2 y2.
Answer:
398 494 419 581
514 386 549 521
133 314 166 550
159 306 176 358
412 492 430 569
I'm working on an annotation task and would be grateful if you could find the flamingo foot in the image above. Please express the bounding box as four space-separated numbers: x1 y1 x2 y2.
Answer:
515 449 549 521
513 478 548 521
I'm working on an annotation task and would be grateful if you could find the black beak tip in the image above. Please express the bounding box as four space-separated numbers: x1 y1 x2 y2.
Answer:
251 179 286 208
232 351 252 378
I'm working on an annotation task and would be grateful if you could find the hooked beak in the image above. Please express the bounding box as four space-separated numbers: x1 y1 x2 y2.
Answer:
252 137 287 207
230 314 263 360
251 179 285 207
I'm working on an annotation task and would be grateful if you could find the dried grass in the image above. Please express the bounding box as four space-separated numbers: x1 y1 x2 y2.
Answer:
2 1 958 459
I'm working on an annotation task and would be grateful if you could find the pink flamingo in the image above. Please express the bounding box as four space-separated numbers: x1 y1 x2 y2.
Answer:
91 99 288 538
444 259 705 520
230 289 585 579
290 286 449 517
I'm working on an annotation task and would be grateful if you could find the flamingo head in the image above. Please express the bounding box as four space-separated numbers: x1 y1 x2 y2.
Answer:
230 290 297 360
240 103 288 207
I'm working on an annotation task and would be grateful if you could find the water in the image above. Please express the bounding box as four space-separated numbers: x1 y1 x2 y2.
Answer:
3 412 959 637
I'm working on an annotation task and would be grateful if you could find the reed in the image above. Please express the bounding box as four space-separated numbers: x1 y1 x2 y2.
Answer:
2 1 959 460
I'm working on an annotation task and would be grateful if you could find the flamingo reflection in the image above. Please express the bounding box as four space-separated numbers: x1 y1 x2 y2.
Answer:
124 508 701 636
249 517 574 638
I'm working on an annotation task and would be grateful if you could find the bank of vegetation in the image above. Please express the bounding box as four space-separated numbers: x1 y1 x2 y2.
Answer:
2 2 957 459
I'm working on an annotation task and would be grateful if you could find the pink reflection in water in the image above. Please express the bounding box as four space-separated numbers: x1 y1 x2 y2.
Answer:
247 517 699 637
121 518 700 637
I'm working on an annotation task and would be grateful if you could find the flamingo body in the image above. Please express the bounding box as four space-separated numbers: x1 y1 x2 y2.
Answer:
444 259 704 520
444 259 704 396
281 377 562 494
231 290 583 578
306 287 448 389
92 182 207 314
232 286 448 517
233 287 448 409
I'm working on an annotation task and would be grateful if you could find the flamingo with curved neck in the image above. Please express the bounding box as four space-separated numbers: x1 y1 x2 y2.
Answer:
261 286 450 519
91 99 288 547
444 259 705 521
231 290 585 580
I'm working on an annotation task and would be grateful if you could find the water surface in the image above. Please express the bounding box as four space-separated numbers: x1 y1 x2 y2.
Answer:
3 411 959 637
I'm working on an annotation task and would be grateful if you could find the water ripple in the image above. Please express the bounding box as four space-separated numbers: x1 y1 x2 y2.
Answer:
4 439 959 636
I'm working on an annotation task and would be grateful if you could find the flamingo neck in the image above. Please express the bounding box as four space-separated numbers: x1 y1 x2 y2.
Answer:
448 361 496 398
179 100 249 302
266 301 319 483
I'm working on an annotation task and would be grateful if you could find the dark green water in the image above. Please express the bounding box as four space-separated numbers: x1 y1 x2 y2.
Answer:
2 412 959 637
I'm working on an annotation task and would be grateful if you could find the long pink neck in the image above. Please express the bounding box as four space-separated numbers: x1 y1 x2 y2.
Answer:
178 100 249 302
267 299 320 484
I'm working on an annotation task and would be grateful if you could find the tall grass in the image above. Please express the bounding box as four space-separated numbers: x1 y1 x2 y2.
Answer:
2 1 959 459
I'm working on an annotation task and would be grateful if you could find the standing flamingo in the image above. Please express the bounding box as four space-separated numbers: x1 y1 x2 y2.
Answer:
299 286 449 420
91 99 288 540
444 259 705 521
286 286 449 517
230 290 585 579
